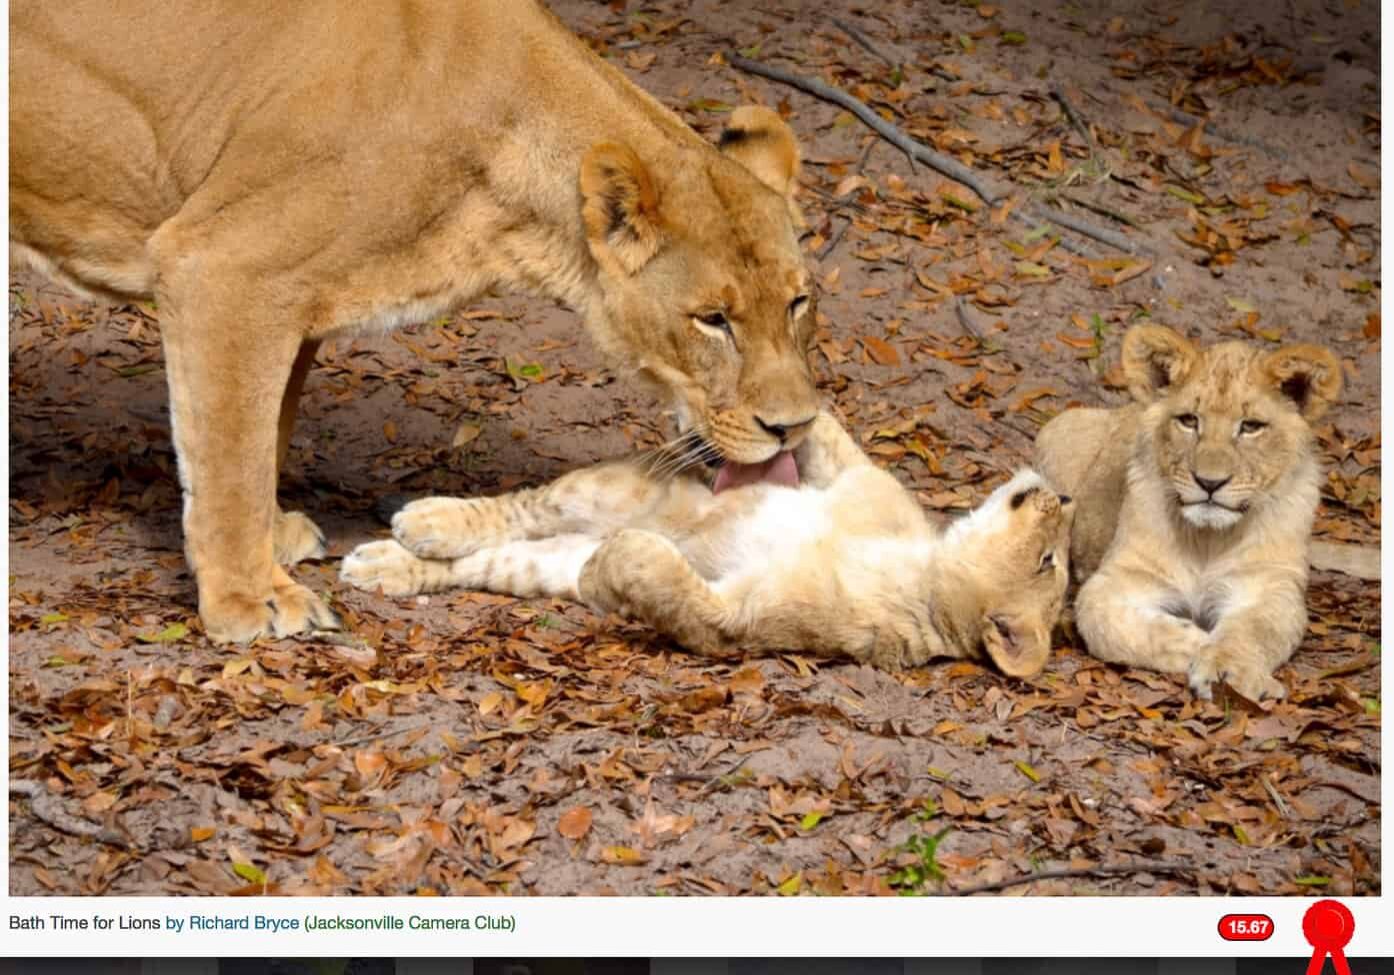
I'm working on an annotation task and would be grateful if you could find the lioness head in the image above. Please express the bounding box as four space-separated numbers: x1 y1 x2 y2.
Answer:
1121 324 1343 531
578 106 818 484
948 469 1074 678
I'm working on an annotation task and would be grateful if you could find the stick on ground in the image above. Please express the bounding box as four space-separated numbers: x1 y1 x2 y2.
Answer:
729 54 1152 256
9 780 129 848
945 859 1192 896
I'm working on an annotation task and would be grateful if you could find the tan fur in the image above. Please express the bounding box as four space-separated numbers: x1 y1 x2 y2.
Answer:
1036 325 1343 701
344 415 1075 676
10 0 817 643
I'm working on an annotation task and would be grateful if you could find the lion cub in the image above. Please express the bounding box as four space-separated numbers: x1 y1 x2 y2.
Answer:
1036 325 1343 701
343 414 1074 676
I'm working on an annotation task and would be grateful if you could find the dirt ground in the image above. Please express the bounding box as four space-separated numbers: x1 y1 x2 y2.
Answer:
8 0 1381 896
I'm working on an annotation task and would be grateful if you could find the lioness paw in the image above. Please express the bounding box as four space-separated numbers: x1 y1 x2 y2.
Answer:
392 497 490 559
275 509 328 564
202 577 341 644
341 539 430 597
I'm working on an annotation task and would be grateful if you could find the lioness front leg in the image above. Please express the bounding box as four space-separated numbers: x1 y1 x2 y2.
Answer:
156 257 339 643
578 529 743 657
274 339 327 565
1075 567 1208 679
393 461 668 559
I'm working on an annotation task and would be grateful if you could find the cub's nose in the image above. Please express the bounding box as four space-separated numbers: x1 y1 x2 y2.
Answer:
1193 474 1231 496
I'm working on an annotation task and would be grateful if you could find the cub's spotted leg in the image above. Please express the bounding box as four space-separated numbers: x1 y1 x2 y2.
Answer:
274 339 328 564
392 461 666 559
578 529 743 657
343 536 600 600
1186 574 1307 701
793 412 871 488
1074 567 1208 682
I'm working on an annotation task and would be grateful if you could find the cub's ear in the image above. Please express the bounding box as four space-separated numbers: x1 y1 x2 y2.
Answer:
719 105 802 207
1262 344 1343 420
981 614 1050 679
579 142 663 277
1120 325 1197 403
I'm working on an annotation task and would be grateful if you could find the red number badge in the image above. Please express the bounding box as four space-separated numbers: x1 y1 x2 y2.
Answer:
1218 913 1274 941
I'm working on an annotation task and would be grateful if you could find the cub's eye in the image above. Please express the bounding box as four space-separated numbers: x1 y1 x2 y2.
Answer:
694 311 731 334
789 294 811 317
1038 551 1055 572
1239 418 1267 436
1175 413 1200 431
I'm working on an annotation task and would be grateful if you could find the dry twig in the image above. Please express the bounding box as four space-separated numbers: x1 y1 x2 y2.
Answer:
9 780 130 848
945 859 1192 896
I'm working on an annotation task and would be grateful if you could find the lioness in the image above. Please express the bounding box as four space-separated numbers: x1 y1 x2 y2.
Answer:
10 1 818 643
341 414 1075 676
1036 325 1343 701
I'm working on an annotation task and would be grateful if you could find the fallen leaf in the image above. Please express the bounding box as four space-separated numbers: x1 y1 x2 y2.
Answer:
557 806 593 840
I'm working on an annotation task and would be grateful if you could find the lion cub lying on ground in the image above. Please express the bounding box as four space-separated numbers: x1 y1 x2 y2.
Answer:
344 414 1074 676
1036 325 1343 701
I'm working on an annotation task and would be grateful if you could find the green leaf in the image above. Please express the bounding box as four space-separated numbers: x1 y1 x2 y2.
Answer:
1016 261 1051 278
232 861 267 885
940 192 980 213
1363 698 1381 715
957 34 975 53
117 363 162 378
799 811 824 831
776 871 803 895
1000 31 1027 45
505 359 545 382
136 622 189 643
1014 759 1041 783
1165 185 1206 205
1294 875 1332 886
39 612 68 626
1233 824 1251 846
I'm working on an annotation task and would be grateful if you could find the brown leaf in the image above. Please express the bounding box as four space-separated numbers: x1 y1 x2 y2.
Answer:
862 336 901 366
557 806 593 840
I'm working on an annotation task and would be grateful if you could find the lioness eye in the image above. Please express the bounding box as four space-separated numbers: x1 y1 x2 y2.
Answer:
789 294 811 317
1239 418 1267 435
695 311 732 334
1038 551 1055 572
1175 413 1199 431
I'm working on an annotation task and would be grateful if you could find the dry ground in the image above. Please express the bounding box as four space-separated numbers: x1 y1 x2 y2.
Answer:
8 0 1380 896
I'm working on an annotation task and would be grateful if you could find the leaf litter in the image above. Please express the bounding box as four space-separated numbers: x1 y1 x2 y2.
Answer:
8 0 1380 896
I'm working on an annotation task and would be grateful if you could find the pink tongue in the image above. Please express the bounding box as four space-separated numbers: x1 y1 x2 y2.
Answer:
711 451 799 494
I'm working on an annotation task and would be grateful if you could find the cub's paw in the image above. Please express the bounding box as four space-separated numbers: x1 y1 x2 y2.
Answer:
391 497 490 559
1188 646 1285 702
341 540 432 597
275 509 328 565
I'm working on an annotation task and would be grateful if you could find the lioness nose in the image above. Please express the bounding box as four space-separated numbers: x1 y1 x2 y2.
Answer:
756 414 815 444
1193 474 1230 496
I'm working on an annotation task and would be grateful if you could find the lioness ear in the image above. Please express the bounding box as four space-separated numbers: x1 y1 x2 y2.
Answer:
719 105 801 202
1121 325 1198 403
580 142 663 277
1262 344 1343 420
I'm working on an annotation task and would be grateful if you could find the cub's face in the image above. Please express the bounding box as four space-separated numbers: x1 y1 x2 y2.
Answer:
1121 326 1343 531
579 107 820 471
954 469 1074 678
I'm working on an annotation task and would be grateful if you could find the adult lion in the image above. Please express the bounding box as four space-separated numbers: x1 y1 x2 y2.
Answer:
1036 325 1343 701
10 1 819 642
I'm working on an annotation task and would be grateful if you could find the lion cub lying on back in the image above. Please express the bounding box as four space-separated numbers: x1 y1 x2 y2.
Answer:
344 414 1074 676
1036 325 1343 701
